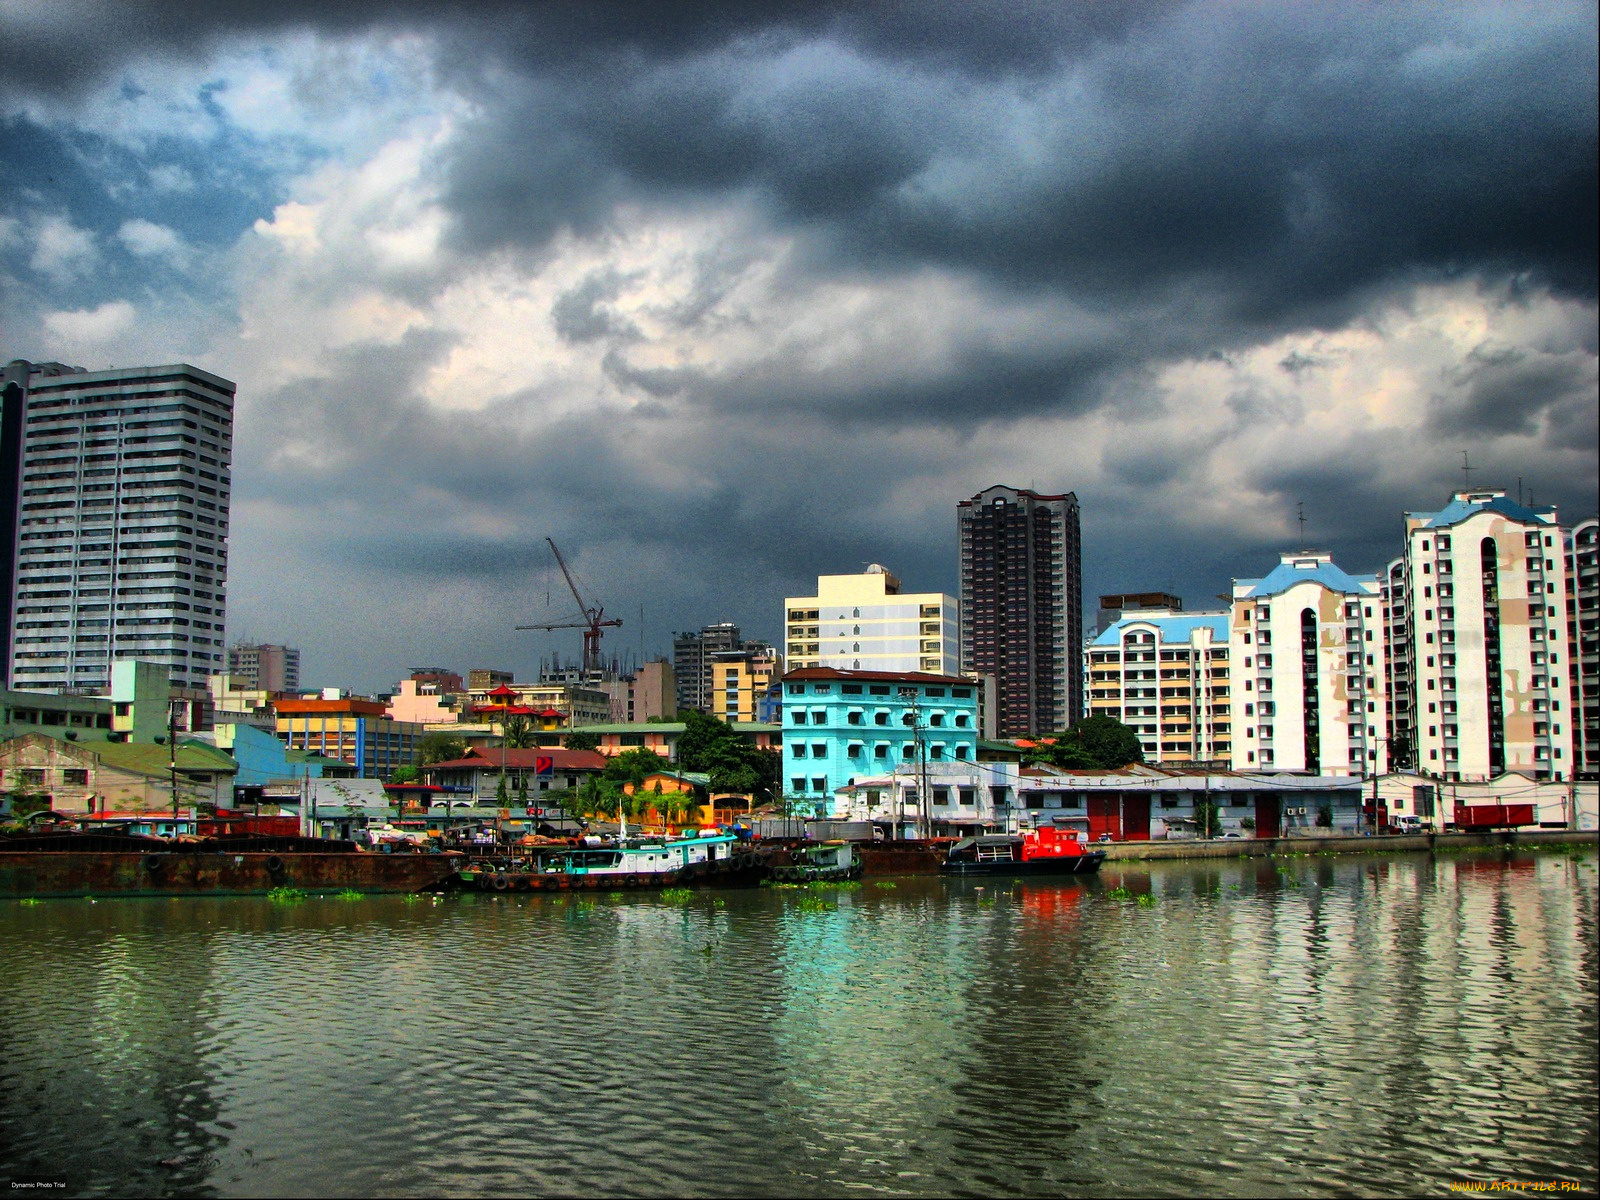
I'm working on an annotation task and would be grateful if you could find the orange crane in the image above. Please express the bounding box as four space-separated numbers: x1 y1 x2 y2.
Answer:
516 537 621 677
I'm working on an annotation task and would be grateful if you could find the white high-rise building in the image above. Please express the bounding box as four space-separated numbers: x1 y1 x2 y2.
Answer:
1397 490 1573 782
785 564 959 675
2 360 233 691
1229 550 1388 777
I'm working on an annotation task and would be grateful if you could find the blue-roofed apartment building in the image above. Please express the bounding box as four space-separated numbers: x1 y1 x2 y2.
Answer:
1390 489 1574 782
1087 610 1233 766
780 667 980 814
1230 550 1387 777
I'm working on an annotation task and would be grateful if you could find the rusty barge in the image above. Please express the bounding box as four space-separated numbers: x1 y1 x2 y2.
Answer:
0 830 461 898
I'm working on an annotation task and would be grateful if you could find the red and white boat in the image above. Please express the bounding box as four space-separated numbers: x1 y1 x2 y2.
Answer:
939 825 1106 877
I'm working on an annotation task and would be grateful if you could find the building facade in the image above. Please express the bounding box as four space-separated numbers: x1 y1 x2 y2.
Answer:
784 564 959 675
2 360 233 692
1230 551 1388 778
958 485 1083 738
1395 490 1574 782
781 667 980 808
1568 516 1598 780
274 698 424 779
711 648 782 723
672 623 763 714
226 643 300 692
1087 610 1232 766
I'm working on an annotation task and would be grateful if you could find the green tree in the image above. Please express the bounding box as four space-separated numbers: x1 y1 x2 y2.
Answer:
1024 715 1144 771
417 732 468 766
603 748 669 787
388 764 420 785
1193 794 1221 838
501 714 537 749
495 774 510 809
563 730 601 752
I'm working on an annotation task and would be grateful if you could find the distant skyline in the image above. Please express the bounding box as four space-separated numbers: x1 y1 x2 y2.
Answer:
3 2 1595 692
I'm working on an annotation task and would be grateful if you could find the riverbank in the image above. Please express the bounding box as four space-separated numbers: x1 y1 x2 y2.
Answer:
1100 827 1598 861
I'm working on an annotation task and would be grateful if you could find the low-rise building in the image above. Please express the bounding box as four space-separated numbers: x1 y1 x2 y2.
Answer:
576 721 781 762
0 732 237 814
423 746 608 804
274 698 425 779
832 760 1365 838
782 667 980 808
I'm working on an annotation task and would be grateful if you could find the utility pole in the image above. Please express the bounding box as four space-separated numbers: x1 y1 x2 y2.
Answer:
168 699 180 838
898 687 931 840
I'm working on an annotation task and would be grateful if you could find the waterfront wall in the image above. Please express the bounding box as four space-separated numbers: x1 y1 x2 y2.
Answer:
1101 828 1598 862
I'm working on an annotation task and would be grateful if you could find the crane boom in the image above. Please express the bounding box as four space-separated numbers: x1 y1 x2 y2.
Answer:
516 538 621 678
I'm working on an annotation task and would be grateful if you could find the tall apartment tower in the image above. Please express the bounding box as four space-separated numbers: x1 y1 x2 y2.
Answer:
784 564 959 675
1395 489 1573 782
1229 551 1388 777
958 485 1082 738
1 360 234 691
1567 517 1598 779
227 642 301 692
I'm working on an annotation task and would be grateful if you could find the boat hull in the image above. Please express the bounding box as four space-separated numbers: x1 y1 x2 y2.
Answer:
940 852 1106 877
0 850 462 898
459 856 769 893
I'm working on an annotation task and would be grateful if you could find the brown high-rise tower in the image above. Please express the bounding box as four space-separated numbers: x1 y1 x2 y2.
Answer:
958 485 1083 738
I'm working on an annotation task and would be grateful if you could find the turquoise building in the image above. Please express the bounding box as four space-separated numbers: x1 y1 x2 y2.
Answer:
781 668 980 808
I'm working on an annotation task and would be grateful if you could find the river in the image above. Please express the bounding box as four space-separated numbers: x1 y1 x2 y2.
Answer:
1 848 1595 1198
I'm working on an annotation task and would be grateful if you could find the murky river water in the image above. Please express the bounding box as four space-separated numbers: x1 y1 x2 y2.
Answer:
1 849 1595 1199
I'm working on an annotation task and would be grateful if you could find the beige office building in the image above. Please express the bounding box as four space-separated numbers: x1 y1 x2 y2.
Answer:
786 564 958 675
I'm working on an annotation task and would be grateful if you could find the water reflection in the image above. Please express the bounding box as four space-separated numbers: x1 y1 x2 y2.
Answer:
0 852 1594 1198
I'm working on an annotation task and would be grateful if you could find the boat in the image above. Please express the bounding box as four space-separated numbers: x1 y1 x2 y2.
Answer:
0 826 462 897
458 827 768 893
769 840 863 883
939 825 1106 877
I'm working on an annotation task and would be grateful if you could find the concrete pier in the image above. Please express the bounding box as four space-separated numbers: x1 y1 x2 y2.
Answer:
1100 827 1597 862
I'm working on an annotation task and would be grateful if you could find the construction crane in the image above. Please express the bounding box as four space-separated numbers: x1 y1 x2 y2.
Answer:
516 537 621 678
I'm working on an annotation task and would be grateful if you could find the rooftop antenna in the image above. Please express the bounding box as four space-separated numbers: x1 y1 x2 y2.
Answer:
1297 500 1307 548
1461 450 1474 490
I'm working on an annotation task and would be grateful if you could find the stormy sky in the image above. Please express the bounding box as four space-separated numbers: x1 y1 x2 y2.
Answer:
3 1 1596 693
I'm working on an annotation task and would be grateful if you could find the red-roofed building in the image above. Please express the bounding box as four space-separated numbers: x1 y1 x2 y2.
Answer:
424 746 607 803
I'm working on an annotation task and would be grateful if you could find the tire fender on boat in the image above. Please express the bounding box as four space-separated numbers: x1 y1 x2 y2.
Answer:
265 855 285 874
143 854 164 872
492 875 509 891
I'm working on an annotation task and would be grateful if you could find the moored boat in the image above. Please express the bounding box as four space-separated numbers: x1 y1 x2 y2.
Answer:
459 827 767 893
939 825 1105 877
769 840 863 883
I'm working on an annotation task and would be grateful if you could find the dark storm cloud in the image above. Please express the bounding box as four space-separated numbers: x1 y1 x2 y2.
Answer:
1428 341 1597 439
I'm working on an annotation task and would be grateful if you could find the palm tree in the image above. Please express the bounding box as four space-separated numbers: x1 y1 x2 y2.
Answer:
501 714 537 749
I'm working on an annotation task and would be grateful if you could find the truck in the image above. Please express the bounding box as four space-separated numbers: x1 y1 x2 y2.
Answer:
1451 803 1536 831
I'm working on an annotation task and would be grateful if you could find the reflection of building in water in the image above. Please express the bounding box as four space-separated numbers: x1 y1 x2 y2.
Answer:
0 905 229 1192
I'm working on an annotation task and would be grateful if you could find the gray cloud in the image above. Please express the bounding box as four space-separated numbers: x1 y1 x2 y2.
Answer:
5 1 1596 689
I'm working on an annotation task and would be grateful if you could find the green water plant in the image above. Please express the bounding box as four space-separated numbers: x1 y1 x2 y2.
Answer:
796 895 836 913
1106 885 1132 901
659 887 695 905
267 886 307 904
1136 893 1157 908
335 889 364 901
19 897 42 907
873 881 897 890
